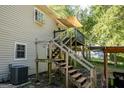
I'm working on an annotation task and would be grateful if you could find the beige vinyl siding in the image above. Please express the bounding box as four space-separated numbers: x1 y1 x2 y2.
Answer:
0 5 56 81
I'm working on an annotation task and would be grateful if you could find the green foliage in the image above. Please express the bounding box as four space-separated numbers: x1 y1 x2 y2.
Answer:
79 8 96 40
49 5 124 46
91 6 124 46
48 5 69 18
110 54 124 62
48 5 81 18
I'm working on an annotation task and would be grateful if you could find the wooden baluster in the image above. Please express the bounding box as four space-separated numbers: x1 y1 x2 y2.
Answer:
35 39 39 82
90 69 93 88
48 41 52 84
65 52 69 88
36 60 39 82
104 51 108 88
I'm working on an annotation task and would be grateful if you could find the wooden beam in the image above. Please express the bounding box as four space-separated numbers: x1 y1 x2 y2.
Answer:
82 45 85 57
74 37 77 67
54 29 66 38
104 47 124 53
69 33 73 65
90 69 93 87
36 60 39 81
48 62 52 84
104 52 108 88
65 52 69 88
89 46 124 53
93 69 97 87
35 38 39 82
48 42 52 84
59 39 63 59
54 29 66 33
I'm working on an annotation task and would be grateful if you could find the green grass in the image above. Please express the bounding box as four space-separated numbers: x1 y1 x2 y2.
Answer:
91 60 124 69
69 56 124 70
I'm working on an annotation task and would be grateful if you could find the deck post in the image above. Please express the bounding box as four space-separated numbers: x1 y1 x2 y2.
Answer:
48 41 52 84
59 38 62 59
104 51 108 88
93 69 97 87
59 50 62 59
36 60 39 81
82 45 85 57
69 32 72 65
48 61 52 84
88 49 91 60
90 69 93 87
35 38 39 81
65 52 69 88
74 35 77 67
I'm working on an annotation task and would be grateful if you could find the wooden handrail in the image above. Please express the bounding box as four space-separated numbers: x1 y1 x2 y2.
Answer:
51 30 96 87
62 44 94 69
52 40 68 53
52 39 94 70
53 30 67 41
52 40 91 70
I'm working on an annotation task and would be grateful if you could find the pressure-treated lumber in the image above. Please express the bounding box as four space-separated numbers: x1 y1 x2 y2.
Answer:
36 60 39 81
65 52 69 88
104 52 108 88
35 39 39 81
48 41 52 84
104 47 124 53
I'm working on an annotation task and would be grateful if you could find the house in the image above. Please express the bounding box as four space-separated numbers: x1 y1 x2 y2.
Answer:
0 5 67 82
0 5 97 88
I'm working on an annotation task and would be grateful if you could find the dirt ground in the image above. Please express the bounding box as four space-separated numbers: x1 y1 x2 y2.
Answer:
26 71 65 88
0 69 104 88
0 71 66 88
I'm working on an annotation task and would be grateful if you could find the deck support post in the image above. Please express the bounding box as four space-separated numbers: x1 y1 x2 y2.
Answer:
88 49 91 60
69 32 72 65
74 40 77 67
48 62 52 84
90 69 93 87
59 39 62 59
92 69 97 87
36 60 39 81
104 51 108 88
48 41 52 84
35 38 39 82
82 45 85 57
59 49 62 59
65 52 69 88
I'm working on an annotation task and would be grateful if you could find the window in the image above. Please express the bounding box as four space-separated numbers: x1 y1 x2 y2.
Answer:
34 8 44 25
14 42 27 60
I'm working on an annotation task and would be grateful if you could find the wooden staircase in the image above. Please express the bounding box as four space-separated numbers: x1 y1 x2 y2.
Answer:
55 60 91 88
48 30 96 88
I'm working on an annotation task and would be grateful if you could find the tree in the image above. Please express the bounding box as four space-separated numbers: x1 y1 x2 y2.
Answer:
49 5 124 46
91 6 124 46
48 5 81 18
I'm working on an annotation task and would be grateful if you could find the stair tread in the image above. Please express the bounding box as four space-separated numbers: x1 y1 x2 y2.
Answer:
76 76 87 83
71 73 82 78
62 65 73 69
53 52 59 54
82 81 91 88
53 49 59 53
54 59 65 62
53 50 60 53
59 62 66 66
68 69 77 73
52 53 59 56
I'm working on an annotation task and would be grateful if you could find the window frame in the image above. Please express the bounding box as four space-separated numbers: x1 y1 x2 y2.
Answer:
14 42 27 61
34 7 45 25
